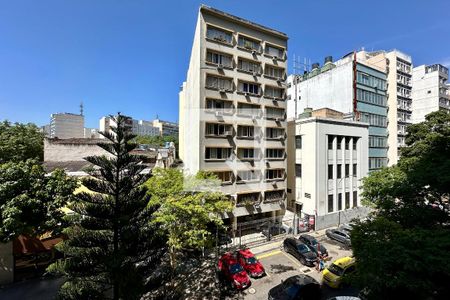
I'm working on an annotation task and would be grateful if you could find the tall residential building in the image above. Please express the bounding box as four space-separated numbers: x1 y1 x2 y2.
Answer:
179 5 288 226
99 116 160 137
287 108 369 230
50 113 84 139
412 64 450 123
287 51 388 171
351 50 413 165
152 119 179 136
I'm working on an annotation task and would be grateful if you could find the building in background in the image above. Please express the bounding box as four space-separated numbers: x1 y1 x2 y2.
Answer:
50 113 84 139
41 124 51 137
99 116 160 137
84 128 100 139
287 108 369 230
287 51 388 171
179 5 288 227
412 64 450 123
152 118 179 136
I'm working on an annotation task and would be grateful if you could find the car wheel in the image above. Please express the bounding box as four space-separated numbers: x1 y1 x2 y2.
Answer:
283 245 288 252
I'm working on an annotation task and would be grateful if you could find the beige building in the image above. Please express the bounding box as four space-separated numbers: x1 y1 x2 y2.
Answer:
152 119 178 136
50 112 84 139
287 108 369 230
179 5 288 226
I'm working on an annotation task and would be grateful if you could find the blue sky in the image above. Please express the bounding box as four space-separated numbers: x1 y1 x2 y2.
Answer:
1 0 449 128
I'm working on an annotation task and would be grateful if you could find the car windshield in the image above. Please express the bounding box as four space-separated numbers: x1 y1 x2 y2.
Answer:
245 257 258 265
229 263 244 274
297 243 310 253
328 263 344 276
309 238 318 246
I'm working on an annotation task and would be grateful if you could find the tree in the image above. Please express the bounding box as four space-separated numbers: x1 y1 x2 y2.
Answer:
145 168 232 268
0 120 44 163
48 114 165 300
0 160 78 242
353 111 450 299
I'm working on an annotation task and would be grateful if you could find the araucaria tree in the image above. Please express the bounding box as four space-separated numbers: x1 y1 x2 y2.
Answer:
48 114 165 300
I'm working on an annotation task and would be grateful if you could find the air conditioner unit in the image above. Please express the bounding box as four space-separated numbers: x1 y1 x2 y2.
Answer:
252 72 258 77
244 92 249 96
224 130 233 136
276 79 282 83
272 56 278 60
251 50 257 55
275 117 281 122
215 111 223 117
219 88 226 93
217 64 223 70
252 115 257 121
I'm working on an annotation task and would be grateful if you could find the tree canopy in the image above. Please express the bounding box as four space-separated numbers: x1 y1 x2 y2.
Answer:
353 111 450 299
0 120 44 163
0 160 78 242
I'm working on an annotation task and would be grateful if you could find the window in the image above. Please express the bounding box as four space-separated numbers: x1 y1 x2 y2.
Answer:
266 127 284 139
369 157 387 169
206 26 232 44
328 135 334 150
345 137 350 150
266 148 284 159
205 123 232 137
214 171 233 184
295 164 302 177
264 190 284 202
238 35 260 51
206 50 232 67
238 58 260 73
237 103 260 116
265 169 284 180
205 147 232 160
328 195 334 213
205 75 233 91
328 165 333 180
337 164 342 178
236 192 260 206
337 136 342 150
206 98 233 113
295 135 302 149
237 125 255 138
361 113 387 127
353 164 357 177
353 191 358 207
338 193 342 210
239 81 260 95
345 192 350 209
265 65 284 79
369 136 387 148
237 170 259 182
345 164 350 177
238 148 257 160
352 138 357 150
264 86 284 99
356 89 387 106
265 44 283 59
265 107 285 120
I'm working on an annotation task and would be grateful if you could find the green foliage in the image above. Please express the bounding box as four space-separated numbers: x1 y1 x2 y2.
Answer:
48 114 165 300
0 120 44 163
355 111 450 299
145 168 232 267
133 134 177 147
0 160 78 242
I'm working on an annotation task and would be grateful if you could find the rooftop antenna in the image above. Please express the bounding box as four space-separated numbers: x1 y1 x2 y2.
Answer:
292 54 311 118
80 101 84 116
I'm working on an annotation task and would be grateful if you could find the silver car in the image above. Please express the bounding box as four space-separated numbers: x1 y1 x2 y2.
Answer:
325 228 351 247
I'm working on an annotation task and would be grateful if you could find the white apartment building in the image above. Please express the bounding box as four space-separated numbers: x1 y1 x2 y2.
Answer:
84 128 100 139
152 119 179 136
412 64 450 123
287 108 369 230
99 116 160 137
179 5 288 226
50 113 84 139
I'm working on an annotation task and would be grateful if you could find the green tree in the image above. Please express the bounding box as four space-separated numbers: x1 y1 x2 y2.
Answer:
353 111 450 299
0 160 78 242
145 168 232 268
0 120 44 163
48 114 165 300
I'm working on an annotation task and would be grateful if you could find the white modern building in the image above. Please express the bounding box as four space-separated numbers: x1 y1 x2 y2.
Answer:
152 119 179 136
99 116 160 137
412 64 450 123
287 108 369 230
50 113 84 139
287 51 388 171
179 5 288 226
84 128 100 139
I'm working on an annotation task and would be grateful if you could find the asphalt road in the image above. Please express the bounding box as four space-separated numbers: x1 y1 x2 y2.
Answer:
0 277 63 300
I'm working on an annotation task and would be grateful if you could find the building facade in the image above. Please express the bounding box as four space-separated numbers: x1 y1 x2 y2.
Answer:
152 119 179 136
412 64 450 123
50 113 84 139
179 5 288 225
287 108 369 230
287 52 388 171
99 116 160 137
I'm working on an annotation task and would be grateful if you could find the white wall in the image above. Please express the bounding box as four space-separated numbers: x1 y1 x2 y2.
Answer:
412 66 440 123
44 139 111 162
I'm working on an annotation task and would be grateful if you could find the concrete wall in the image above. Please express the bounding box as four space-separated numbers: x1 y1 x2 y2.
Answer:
315 206 372 230
412 66 440 123
50 113 84 139
44 139 111 162
0 242 13 285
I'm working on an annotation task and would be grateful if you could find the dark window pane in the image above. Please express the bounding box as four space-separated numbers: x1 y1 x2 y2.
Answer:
295 135 302 149
337 164 342 178
353 191 358 207
345 192 350 209
345 164 350 177
338 193 342 210
328 165 333 179
295 164 302 177
328 194 333 213
328 135 334 150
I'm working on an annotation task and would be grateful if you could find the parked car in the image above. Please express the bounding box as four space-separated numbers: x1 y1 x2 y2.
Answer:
298 234 328 257
236 249 265 278
322 256 356 288
339 223 353 233
262 224 287 238
268 275 321 300
218 252 251 290
282 238 317 266
325 228 351 247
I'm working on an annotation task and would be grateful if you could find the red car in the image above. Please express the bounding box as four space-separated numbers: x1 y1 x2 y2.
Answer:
218 252 251 290
236 249 265 278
